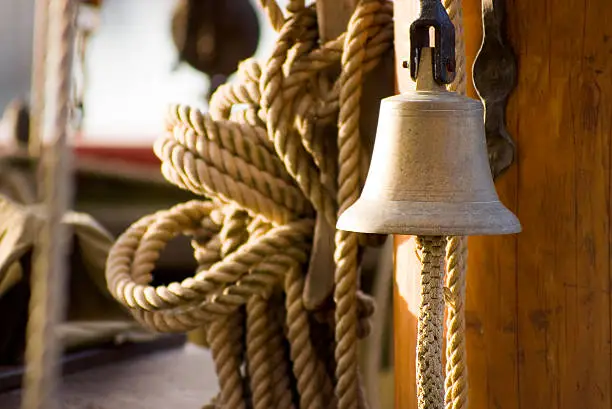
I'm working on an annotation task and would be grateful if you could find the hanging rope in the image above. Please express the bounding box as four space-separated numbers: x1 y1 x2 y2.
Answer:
415 236 446 409
443 1 469 408
444 0 466 95
444 236 468 409
334 2 388 408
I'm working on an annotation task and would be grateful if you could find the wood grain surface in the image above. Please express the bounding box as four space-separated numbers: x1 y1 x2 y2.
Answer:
394 0 612 408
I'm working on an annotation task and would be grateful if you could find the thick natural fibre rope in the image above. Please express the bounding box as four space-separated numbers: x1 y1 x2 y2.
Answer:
443 0 466 95
415 236 446 409
414 234 467 409
105 1 393 408
443 0 469 408
334 2 388 408
444 236 468 409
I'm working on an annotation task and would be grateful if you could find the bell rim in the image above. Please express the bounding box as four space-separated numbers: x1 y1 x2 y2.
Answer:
336 198 521 236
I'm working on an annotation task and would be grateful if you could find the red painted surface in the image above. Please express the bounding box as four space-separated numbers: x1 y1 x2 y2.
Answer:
74 144 160 167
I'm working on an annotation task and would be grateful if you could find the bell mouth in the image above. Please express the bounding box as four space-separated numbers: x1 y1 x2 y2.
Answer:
337 198 521 236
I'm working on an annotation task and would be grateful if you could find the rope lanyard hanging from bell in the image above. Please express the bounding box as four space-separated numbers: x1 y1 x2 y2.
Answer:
338 1 521 409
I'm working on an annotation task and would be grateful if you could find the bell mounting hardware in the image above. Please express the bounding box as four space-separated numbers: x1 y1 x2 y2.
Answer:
409 0 456 84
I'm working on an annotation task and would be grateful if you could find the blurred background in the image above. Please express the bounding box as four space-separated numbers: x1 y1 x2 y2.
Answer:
0 1 287 403
0 0 286 145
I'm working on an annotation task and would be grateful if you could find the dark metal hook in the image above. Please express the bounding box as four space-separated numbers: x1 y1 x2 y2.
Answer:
409 0 456 85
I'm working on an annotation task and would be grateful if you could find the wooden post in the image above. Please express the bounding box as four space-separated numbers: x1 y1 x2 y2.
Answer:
316 0 357 41
396 1 612 409
468 0 612 408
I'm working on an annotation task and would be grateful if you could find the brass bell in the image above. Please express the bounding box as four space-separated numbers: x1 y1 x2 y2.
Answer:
337 49 520 236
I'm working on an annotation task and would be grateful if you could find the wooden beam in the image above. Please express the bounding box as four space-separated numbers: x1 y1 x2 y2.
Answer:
396 1 612 408
469 0 612 407
316 0 358 41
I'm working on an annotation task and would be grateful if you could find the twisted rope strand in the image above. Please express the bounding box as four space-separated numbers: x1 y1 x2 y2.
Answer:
334 2 383 409
208 315 246 409
444 237 468 409
246 296 275 409
285 267 324 409
258 0 286 32
267 298 296 409
443 0 469 407
444 0 467 94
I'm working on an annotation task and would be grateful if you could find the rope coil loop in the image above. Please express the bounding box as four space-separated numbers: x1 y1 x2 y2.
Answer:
107 201 314 330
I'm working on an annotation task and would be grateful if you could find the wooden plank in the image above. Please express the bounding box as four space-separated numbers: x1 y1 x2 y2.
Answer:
395 0 612 408
393 235 420 409
391 3 424 408
465 195 520 408
465 0 520 407
393 0 420 94
511 0 612 407
466 0 612 408
316 0 358 41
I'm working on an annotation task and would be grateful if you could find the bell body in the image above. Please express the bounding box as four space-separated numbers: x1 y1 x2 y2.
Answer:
337 90 521 236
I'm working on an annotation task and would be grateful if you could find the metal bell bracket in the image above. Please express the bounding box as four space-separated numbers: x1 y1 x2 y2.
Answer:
409 0 456 85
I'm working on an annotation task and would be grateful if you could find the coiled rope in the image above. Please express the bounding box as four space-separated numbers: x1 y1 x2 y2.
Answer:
104 1 469 409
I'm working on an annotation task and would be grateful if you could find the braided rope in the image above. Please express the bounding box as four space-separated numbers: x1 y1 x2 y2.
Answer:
415 236 446 409
412 1 469 406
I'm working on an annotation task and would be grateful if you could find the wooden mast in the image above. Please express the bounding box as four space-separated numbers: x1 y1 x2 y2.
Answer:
395 0 612 408
468 0 612 408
